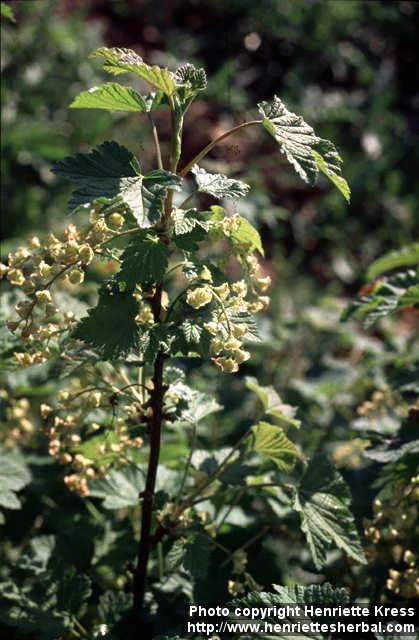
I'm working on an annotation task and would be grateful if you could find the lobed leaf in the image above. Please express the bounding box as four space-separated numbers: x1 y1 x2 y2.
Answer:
246 377 301 428
230 215 264 256
366 243 419 280
72 281 140 360
91 47 177 96
53 141 181 227
118 233 169 286
258 96 350 201
341 269 419 327
0 454 31 510
191 164 250 199
70 82 148 112
250 421 299 471
293 454 366 569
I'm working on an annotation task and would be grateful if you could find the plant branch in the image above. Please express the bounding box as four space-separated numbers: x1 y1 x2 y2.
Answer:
148 113 163 170
179 120 261 177
174 421 198 509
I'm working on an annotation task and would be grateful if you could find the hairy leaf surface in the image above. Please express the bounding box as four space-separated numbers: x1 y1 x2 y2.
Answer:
293 455 366 569
250 421 298 471
258 96 350 201
191 165 250 199
70 82 148 112
91 47 177 95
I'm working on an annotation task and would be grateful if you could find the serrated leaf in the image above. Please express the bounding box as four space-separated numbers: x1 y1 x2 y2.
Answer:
56 567 92 616
293 454 366 569
364 439 419 463
181 319 203 343
258 96 350 201
0 455 31 510
230 215 264 256
18 535 56 574
91 47 177 96
170 382 222 424
72 281 139 360
118 233 169 286
88 465 145 509
183 533 210 580
367 244 419 280
232 583 349 639
53 142 181 227
246 377 301 428
70 82 148 112
250 421 298 471
191 165 250 199
342 269 419 327
172 208 211 235
140 170 182 227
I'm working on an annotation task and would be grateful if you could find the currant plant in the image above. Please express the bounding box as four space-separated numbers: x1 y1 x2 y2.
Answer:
3 47 368 634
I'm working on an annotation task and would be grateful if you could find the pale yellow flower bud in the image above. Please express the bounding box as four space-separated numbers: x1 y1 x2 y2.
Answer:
40 404 53 419
213 283 230 301
79 244 94 265
38 260 52 277
224 336 242 351
214 356 239 373
254 275 271 293
258 295 270 310
67 268 84 285
199 266 213 282
7 269 25 286
246 254 259 275
203 321 218 335
235 349 251 364
0 263 8 278
232 280 248 297
186 286 213 309
108 213 124 229
210 338 224 355
36 289 52 303
28 236 41 249
232 324 247 338
248 300 264 313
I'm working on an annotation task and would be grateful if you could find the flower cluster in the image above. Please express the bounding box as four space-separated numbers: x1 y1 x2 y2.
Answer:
185 225 271 373
41 372 146 496
1 206 126 367
363 475 419 599
0 392 35 448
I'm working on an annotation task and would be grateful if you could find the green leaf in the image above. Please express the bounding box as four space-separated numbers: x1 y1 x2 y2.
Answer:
366 244 419 280
172 208 211 235
0 454 31 510
88 465 145 509
1 2 15 22
246 377 301 428
191 165 250 199
91 47 177 96
73 281 140 360
56 567 92 617
170 382 222 424
250 421 298 471
341 269 419 327
233 583 349 640
258 96 350 201
364 439 419 463
183 533 210 580
230 214 264 256
53 142 181 227
18 535 56 574
118 233 169 286
181 318 203 343
293 454 366 569
70 82 148 112
140 170 182 227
